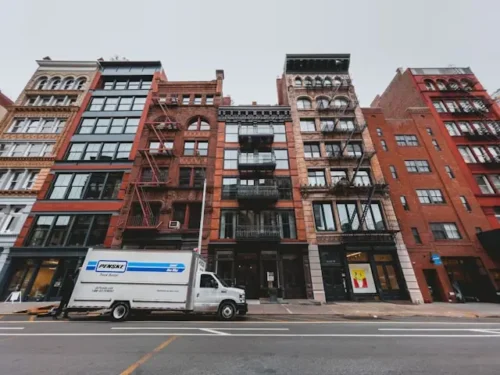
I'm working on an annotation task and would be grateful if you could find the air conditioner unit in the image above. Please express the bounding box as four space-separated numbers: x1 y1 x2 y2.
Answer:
168 221 181 229
155 122 166 130
158 97 167 104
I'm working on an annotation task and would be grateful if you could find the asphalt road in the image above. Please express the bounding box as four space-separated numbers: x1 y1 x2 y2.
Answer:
1 316 499 375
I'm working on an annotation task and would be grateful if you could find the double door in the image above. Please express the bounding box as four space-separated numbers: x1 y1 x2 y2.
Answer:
322 267 348 301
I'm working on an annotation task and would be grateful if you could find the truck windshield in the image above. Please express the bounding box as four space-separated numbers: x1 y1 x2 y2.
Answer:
213 274 229 288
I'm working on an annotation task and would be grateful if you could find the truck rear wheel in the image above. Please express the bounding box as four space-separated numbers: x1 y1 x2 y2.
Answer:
218 302 236 321
111 302 130 322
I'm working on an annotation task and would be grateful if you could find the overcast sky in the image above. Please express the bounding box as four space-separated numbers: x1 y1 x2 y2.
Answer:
2 0 499 106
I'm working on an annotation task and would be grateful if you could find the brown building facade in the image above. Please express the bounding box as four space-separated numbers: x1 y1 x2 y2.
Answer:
277 55 422 303
208 105 310 300
369 67 500 302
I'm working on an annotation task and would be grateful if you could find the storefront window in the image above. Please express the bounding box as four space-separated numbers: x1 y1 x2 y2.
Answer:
28 260 58 300
346 252 368 262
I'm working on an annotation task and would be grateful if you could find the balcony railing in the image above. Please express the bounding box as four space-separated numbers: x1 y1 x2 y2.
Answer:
126 215 161 229
235 225 281 242
483 156 500 169
142 148 175 157
462 130 498 141
236 185 279 201
321 124 366 134
326 150 375 161
238 126 274 146
341 229 397 244
238 153 276 172
329 180 389 195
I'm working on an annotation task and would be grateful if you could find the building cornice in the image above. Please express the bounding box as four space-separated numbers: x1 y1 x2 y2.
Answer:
36 60 99 70
218 106 292 123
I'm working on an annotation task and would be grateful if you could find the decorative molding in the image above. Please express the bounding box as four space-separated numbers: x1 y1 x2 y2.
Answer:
218 107 291 123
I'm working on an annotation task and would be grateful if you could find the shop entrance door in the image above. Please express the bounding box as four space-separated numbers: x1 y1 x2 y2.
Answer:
322 267 348 301
423 269 444 302
374 254 404 300
235 255 260 299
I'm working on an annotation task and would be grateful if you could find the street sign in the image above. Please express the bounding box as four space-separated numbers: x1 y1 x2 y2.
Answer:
431 253 442 265
267 272 274 282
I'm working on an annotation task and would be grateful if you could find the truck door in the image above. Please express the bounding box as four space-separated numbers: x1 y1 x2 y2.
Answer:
194 273 219 312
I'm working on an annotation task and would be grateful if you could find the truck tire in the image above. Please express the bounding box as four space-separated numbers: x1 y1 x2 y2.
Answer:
218 301 236 321
111 302 130 322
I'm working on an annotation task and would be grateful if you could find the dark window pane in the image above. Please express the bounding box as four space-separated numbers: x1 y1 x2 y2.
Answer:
47 216 70 246
188 203 202 229
87 215 110 246
84 173 106 199
179 168 191 186
26 216 54 246
193 168 205 188
102 172 123 199
66 216 92 246
173 204 186 225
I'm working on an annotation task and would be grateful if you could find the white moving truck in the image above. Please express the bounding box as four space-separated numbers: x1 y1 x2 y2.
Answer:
67 248 247 321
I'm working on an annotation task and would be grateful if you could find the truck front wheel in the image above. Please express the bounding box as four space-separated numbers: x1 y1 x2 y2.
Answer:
218 302 236 321
111 302 130 322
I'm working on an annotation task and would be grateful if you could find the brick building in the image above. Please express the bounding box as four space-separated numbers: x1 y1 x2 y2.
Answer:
0 60 159 301
209 105 310 299
0 90 13 123
369 67 500 302
277 55 422 303
0 59 98 297
115 70 224 254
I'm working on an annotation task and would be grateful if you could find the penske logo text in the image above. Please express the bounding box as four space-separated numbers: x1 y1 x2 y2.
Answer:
96 260 127 273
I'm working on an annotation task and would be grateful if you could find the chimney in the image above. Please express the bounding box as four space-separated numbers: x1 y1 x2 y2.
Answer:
252 101 257 106
216 69 224 80
42 56 51 61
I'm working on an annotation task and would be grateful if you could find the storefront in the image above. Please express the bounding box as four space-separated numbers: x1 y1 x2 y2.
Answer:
319 244 408 302
0 247 87 302
209 244 307 299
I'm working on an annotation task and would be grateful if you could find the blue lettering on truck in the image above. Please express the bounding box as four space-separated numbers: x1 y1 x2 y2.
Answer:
86 260 185 273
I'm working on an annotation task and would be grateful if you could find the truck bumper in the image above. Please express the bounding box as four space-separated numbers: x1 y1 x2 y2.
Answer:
236 303 248 315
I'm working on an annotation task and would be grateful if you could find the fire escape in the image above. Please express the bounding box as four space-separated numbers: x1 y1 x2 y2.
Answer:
120 94 180 230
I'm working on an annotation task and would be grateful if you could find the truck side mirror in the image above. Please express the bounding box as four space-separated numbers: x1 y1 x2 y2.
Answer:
212 280 218 289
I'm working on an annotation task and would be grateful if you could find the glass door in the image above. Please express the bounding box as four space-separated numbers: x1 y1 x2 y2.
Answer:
374 254 403 299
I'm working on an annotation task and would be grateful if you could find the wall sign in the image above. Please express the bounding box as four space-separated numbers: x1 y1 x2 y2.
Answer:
348 263 377 294
431 253 442 265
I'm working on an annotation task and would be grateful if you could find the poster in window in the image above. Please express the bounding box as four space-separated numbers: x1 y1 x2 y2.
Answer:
348 263 377 294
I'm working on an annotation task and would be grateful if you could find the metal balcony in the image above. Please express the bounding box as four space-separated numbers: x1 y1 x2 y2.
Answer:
462 130 498 141
125 215 161 230
321 123 366 134
329 180 389 195
236 185 279 202
238 125 274 147
483 157 500 169
235 225 281 242
326 150 375 161
238 153 276 173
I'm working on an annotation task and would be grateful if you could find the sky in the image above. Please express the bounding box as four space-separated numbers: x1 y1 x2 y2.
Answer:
1 0 499 106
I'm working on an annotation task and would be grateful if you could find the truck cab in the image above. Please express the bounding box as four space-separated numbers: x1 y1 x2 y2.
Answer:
195 272 247 319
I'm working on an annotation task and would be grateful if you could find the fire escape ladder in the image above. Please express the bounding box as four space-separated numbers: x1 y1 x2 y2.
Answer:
350 152 366 185
141 149 162 185
358 185 377 229
134 184 153 226
341 127 357 155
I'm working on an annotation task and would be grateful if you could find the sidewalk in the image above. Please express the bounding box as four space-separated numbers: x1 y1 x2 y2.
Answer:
1 301 499 319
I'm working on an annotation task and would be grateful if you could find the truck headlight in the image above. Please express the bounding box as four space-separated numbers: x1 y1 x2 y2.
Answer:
239 293 245 302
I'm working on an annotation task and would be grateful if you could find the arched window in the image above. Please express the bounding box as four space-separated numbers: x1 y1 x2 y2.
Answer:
294 77 302 87
75 77 87 90
63 77 75 90
188 117 210 131
436 80 448 91
333 77 342 86
49 77 61 90
332 97 349 109
316 97 329 109
424 80 436 91
448 79 460 90
314 77 323 87
461 79 473 91
323 78 332 87
35 76 47 90
297 98 312 110
304 77 313 87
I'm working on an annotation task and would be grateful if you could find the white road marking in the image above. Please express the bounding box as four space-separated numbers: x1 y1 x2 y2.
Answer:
0 327 24 330
379 328 496 331
470 329 500 334
0 333 500 338
284 307 293 314
199 328 230 336
111 327 289 331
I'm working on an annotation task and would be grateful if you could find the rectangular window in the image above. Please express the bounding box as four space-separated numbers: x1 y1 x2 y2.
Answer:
184 141 195 156
219 211 236 239
381 140 388 151
132 97 146 111
430 223 461 240
116 143 132 160
117 97 132 111
458 122 473 133
445 166 455 179
325 143 341 157
222 177 238 199
331 170 347 184
411 227 422 244
308 170 326 186
445 100 460 113
313 202 336 231
346 143 363 157
433 101 447 113
89 97 105 111
25 214 110 247
275 150 289 169
490 175 500 192
405 160 431 173
197 141 208 156
445 122 460 136
224 150 238 169
363 202 386 230
416 189 445 204
320 119 335 132
193 168 205 188
304 143 321 158
432 140 441 151
188 203 202 229
193 95 202 105
182 95 190 105
179 168 191 187
276 177 292 200
225 124 239 142
205 95 214 105
400 196 409 211
300 119 316 132
475 175 495 194
103 97 119 111
353 170 371 186
337 202 359 231
395 135 419 146
273 124 286 142
460 196 471 212
376 128 382 136
389 165 398 179
458 100 473 113
426 127 433 136
472 146 490 163
49 172 122 200
173 204 187 225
